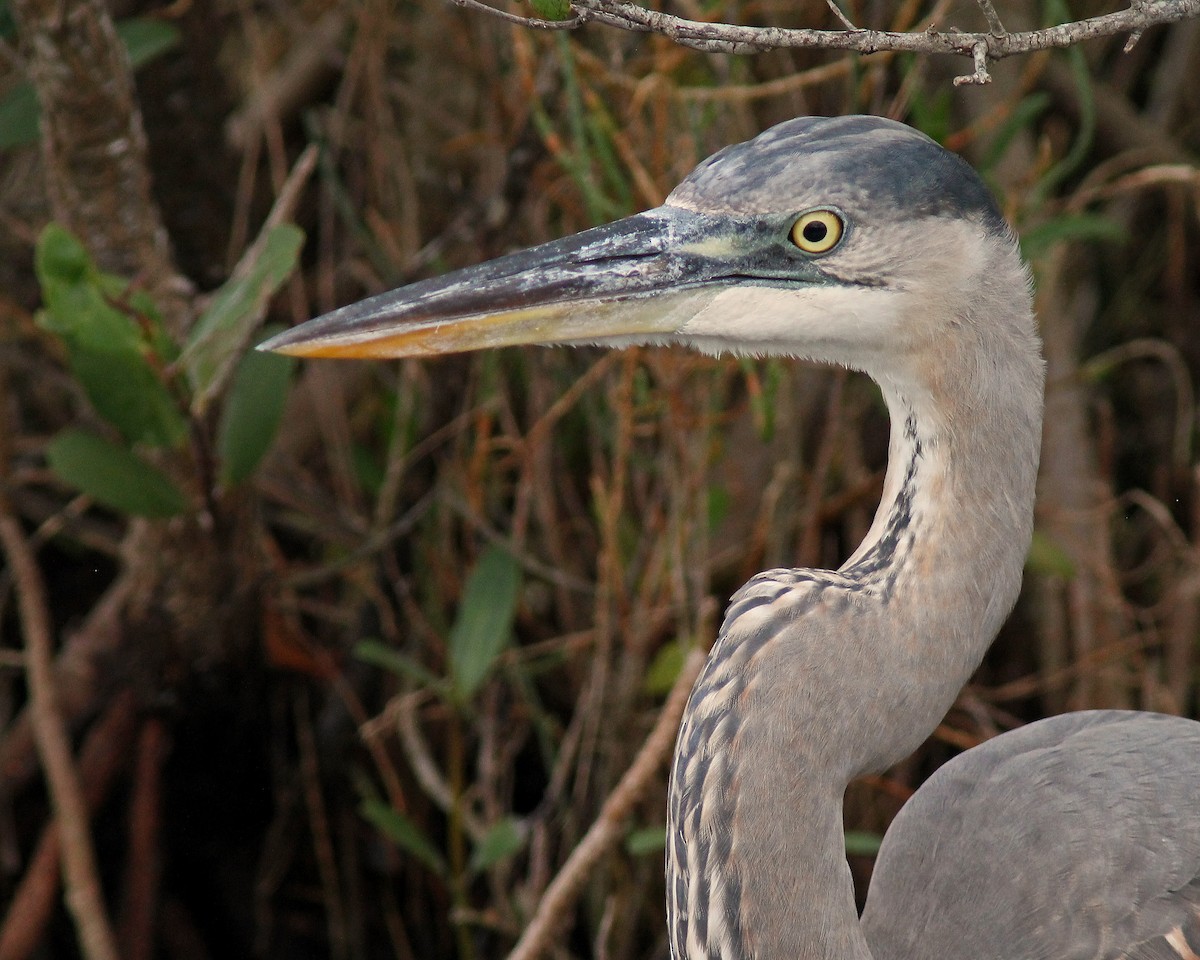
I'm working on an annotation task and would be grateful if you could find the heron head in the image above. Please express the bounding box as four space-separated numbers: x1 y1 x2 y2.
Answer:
261 116 1025 370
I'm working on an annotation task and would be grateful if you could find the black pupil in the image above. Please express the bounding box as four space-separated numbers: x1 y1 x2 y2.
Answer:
803 220 828 244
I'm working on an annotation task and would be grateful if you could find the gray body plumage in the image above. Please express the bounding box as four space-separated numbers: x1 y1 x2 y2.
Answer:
264 116 1200 960
862 711 1200 960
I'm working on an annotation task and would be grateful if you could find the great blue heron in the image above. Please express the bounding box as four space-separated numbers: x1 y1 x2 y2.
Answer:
264 116 1200 960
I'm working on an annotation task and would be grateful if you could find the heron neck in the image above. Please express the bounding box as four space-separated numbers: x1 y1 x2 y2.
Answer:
667 331 1043 960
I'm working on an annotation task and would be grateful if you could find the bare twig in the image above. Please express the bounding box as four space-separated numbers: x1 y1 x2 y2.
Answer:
824 0 857 33
1082 337 1195 471
956 40 993 86
392 693 487 841
118 719 167 960
295 689 350 960
0 512 120 960
505 647 705 960
0 691 137 960
449 0 585 27
225 10 349 150
974 0 1007 35
465 0 1200 86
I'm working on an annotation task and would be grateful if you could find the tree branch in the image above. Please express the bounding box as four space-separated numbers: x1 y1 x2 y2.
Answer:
463 0 1200 86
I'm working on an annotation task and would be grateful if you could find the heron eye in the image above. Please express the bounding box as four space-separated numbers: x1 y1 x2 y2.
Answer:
789 210 844 254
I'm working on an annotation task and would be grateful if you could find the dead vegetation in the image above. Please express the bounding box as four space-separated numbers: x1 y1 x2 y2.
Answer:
0 0 1198 958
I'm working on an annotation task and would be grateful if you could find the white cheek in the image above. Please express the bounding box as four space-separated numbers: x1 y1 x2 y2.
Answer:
676 284 906 365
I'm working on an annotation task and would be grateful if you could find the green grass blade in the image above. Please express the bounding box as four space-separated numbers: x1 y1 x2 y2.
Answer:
360 798 448 876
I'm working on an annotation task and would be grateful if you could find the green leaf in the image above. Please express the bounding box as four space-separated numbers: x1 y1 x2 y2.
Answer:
35 226 186 447
904 63 953 146
706 484 731 534
0 83 39 151
625 825 666 857
182 223 305 412
1019 214 1126 260
844 830 883 856
980 93 1051 175
448 545 521 702
469 817 525 874
1026 530 1076 578
360 798 447 876
529 0 572 23
0 17 179 150
0 2 16 40
117 17 182 69
354 639 444 691
217 327 296 485
47 429 188 518
643 642 685 697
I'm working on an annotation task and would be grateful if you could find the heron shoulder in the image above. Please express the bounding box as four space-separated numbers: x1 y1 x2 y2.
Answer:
861 711 1200 960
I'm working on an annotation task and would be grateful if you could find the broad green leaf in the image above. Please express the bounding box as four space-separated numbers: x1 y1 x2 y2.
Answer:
217 327 296 485
360 798 447 876
469 817 525 874
1026 530 1076 578
47 429 188 518
844 830 883 856
529 0 572 19
625 826 666 857
448 545 521 702
35 226 186 447
117 17 182 68
182 224 304 411
0 18 180 150
643 641 685 697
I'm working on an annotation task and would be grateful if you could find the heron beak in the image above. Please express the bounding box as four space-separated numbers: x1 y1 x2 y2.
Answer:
259 206 796 359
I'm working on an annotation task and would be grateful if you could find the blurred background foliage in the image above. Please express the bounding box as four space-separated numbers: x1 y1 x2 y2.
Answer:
0 0 1198 958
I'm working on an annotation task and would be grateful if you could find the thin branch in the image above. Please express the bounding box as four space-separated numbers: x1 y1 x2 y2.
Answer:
449 0 585 29
974 0 1007 35
505 647 705 960
824 0 857 32
469 0 1200 85
0 691 137 960
392 693 487 841
0 511 120 960
118 718 166 960
956 40 993 86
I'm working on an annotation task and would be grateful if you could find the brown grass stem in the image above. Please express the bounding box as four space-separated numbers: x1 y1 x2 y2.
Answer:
0 510 120 960
505 646 704 960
